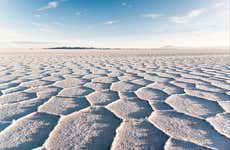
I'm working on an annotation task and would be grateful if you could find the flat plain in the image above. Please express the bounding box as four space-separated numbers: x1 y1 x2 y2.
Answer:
0 49 229 150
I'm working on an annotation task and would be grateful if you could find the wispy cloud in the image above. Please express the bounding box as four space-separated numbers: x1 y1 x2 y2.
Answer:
32 22 53 32
122 2 127 6
141 13 161 19
170 8 206 24
52 22 64 27
215 1 225 7
37 1 59 11
75 9 88 16
32 22 64 33
121 2 132 8
34 14 41 17
11 41 57 45
75 11 82 16
103 20 118 25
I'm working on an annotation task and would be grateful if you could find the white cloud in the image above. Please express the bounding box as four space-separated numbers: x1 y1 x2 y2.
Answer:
32 22 46 28
141 13 161 19
32 23 53 32
121 2 127 6
170 8 206 24
37 1 59 11
189 9 205 17
121 2 132 8
215 2 224 7
11 41 57 45
52 22 64 26
32 22 64 33
34 14 41 17
103 20 118 25
215 0 226 7
75 9 88 16
75 11 82 16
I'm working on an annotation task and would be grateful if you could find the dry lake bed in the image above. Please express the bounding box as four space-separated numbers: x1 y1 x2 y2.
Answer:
0 49 229 150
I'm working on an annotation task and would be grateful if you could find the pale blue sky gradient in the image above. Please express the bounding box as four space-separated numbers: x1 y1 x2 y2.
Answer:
0 0 229 48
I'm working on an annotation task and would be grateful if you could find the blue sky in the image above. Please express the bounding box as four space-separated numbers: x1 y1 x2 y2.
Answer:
0 0 229 48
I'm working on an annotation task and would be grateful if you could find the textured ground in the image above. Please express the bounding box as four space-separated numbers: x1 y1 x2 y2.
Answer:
0 50 229 150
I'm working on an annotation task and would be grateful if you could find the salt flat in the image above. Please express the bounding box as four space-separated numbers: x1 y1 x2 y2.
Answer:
0 49 229 150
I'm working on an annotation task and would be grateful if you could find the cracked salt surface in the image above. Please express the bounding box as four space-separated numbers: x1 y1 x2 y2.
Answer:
0 50 229 149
